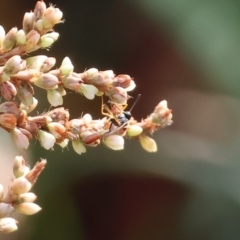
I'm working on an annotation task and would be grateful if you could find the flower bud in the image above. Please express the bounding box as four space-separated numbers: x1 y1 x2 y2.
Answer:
18 85 34 106
3 27 17 51
20 97 38 113
16 29 26 45
88 71 113 87
0 203 14 218
72 140 86 155
0 217 18 233
11 127 30 151
0 113 17 130
59 57 74 76
103 135 124 150
33 73 59 89
47 122 66 139
34 1 47 21
25 30 41 52
26 55 48 70
41 57 56 72
11 177 32 195
34 19 44 32
13 156 28 178
62 74 82 91
0 184 4 200
126 125 143 137
125 80 136 92
112 74 132 88
79 84 98 100
42 6 63 28
0 81 17 101
18 192 37 203
3 55 26 75
106 87 128 104
40 32 59 48
0 25 5 49
139 134 157 152
86 68 98 78
15 203 41 215
47 89 63 106
23 12 35 33
38 130 56 150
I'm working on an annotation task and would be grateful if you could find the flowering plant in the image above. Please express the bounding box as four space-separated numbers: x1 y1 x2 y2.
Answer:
0 1 172 233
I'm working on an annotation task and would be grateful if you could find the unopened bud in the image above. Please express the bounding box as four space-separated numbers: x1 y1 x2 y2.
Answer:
59 57 74 76
3 27 17 51
18 85 34 106
139 134 157 152
11 176 32 195
20 97 38 113
0 113 17 130
16 29 26 45
62 74 82 91
11 127 30 151
125 80 136 91
25 30 41 52
18 192 37 203
127 125 143 137
26 55 48 70
47 122 66 139
47 89 63 106
88 71 113 87
23 12 35 33
112 74 132 88
40 32 59 48
13 156 27 178
106 87 128 104
3 55 26 75
34 1 47 21
0 217 18 233
86 68 98 78
0 25 5 49
38 130 56 150
42 6 63 28
15 202 41 215
72 140 86 155
79 84 98 100
0 81 17 101
41 57 56 72
0 203 14 218
103 135 124 150
33 73 59 89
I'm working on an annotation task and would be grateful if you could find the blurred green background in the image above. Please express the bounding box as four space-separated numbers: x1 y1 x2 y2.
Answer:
2 0 240 239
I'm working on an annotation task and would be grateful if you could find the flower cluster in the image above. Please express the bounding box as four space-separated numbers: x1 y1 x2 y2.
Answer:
0 156 46 233
0 0 173 234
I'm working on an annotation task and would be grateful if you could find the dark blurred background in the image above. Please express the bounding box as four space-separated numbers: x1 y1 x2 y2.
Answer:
2 0 240 239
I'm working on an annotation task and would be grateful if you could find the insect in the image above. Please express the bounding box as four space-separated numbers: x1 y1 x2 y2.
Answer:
82 94 141 145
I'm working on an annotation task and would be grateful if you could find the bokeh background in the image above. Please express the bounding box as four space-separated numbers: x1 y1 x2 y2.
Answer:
2 0 240 239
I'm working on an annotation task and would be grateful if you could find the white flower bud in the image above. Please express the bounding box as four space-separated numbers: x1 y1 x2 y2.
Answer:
0 25 6 48
16 29 26 45
3 55 26 75
42 6 63 28
0 217 18 233
15 203 41 215
125 80 136 91
86 68 98 78
72 140 86 155
13 155 27 178
47 89 63 106
23 12 35 33
11 127 30 151
126 125 143 137
59 57 74 76
18 192 37 203
38 130 56 150
40 32 59 48
79 84 98 100
20 97 38 113
0 203 14 218
3 27 17 51
139 134 157 152
11 177 32 195
103 135 124 150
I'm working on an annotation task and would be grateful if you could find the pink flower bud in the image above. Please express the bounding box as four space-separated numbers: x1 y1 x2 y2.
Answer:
11 177 32 195
103 135 124 150
3 55 26 75
88 71 113 87
0 203 14 218
59 57 74 76
18 192 37 203
0 113 17 130
34 1 47 21
62 74 82 91
18 85 34 106
112 74 132 88
11 127 30 151
72 140 86 155
38 130 56 150
0 81 17 101
139 134 157 152
23 12 35 33
0 217 18 233
15 202 41 215
25 30 41 52
41 57 56 72
33 73 59 89
106 87 128 104
3 27 17 51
